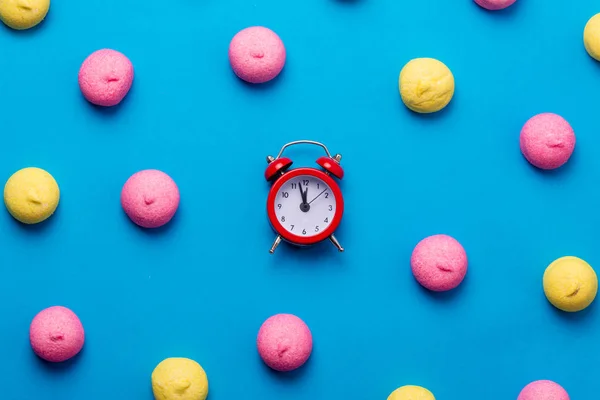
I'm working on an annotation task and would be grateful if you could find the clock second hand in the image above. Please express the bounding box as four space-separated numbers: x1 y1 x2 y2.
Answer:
308 188 328 205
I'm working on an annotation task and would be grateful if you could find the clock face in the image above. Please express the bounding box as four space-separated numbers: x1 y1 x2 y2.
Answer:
273 174 336 238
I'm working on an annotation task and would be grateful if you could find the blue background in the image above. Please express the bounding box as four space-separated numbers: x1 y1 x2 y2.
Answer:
1 0 599 398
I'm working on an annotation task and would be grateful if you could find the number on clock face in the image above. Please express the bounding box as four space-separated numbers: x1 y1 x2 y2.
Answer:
274 175 336 237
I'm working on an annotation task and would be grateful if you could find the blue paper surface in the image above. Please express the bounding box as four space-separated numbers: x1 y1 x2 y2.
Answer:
1 0 600 398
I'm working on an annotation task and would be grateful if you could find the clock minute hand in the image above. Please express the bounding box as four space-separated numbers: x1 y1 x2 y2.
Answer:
308 188 328 205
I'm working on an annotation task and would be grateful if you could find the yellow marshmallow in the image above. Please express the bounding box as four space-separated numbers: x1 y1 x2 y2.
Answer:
388 385 435 400
4 167 59 224
152 358 208 400
399 58 454 114
584 13 600 61
543 256 598 312
0 0 50 30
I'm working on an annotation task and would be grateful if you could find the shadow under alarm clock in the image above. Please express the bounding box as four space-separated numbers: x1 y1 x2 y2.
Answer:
265 140 345 253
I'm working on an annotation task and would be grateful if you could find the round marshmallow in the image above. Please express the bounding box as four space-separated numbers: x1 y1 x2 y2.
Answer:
229 26 286 84
388 385 435 400
399 58 454 114
0 0 49 30
584 14 600 61
543 256 597 312
257 313 312 372
517 380 569 400
474 0 516 10
121 169 180 229
152 357 209 400
4 167 59 224
411 234 468 292
79 49 134 107
520 113 575 170
30 306 84 362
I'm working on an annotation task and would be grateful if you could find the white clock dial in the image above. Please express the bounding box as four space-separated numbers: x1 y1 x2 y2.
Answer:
274 174 336 237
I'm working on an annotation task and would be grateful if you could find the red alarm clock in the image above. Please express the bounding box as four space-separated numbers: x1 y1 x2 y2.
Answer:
265 140 344 253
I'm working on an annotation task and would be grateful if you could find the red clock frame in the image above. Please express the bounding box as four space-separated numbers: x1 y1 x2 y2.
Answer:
267 167 344 246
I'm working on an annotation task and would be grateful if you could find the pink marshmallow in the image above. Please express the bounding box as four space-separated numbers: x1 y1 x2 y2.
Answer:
78 49 134 107
30 306 84 363
229 26 286 84
517 380 569 400
474 0 516 10
257 314 312 372
520 113 575 170
411 234 468 292
121 169 180 229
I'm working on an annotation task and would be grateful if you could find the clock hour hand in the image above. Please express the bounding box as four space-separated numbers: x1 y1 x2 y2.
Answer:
298 181 304 201
298 182 308 204
298 182 310 212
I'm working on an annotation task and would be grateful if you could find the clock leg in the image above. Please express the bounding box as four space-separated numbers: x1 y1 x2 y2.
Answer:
329 235 344 252
269 235 282 254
